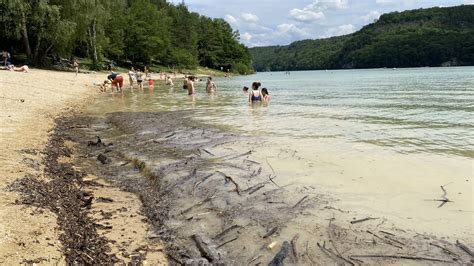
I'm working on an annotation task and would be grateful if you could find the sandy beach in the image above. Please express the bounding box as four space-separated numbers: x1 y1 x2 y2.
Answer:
1 68 473 265
0 69 166 264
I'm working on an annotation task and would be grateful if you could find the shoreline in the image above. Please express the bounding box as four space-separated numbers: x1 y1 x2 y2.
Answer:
1 69 473 264
0 69 166 264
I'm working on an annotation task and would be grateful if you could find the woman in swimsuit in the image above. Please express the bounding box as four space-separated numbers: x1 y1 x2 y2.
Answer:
248 82 263 103
136 71 144 92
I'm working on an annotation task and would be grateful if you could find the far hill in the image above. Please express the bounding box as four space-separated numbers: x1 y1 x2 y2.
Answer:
249 5 474 71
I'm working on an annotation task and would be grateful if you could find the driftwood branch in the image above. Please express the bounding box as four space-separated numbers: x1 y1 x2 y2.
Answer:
212 224 242 240
317 242 354 265
191 234 217 262
263 227 279 239
293 195 309 208
350 217 379 224
432 184 453 208
327 220 355 265
349 254 452 263
217 236 238 249
366 230 403 249
243 183 266 195
269 175 281 188
181 193 216 214
291 234 300 263
266 158 276 175
247 255 262 265
192 173 214 197
456 240 474 258
268 241 291 266
217 171 241 195
429 242 460 259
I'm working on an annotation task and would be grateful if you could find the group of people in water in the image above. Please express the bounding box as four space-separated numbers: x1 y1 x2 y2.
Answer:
101 69 270 104
243 81 270 103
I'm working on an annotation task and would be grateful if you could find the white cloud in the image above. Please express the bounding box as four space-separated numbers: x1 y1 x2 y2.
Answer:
290 8 325 22
241 32 253 42
361 10 381 23
277 23 311 37
321 24 355 38
308 0 349 11
241 12 259 23
290 0 347 23
225 14 238 25
375 0 418 6
464 0 474 4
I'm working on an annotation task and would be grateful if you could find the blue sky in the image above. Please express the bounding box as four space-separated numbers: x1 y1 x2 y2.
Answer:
172 0 474 47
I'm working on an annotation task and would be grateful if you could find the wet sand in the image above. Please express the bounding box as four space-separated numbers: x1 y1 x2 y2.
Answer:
66 110 474 265
0 69 166 264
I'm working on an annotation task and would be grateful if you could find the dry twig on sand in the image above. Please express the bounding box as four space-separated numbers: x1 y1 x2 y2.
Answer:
217 171 241 195
350 217 379 224
191 234 217 262
349 254 452 263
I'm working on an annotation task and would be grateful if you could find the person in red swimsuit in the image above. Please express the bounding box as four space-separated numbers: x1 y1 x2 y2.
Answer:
107 72 124 93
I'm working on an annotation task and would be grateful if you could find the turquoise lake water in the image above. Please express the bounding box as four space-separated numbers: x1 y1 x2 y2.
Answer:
93 66 474 158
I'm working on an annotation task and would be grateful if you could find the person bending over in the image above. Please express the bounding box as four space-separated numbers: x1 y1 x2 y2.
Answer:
108 72 124 93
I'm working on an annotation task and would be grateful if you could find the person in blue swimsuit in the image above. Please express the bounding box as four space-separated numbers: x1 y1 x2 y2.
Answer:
248 81 263 103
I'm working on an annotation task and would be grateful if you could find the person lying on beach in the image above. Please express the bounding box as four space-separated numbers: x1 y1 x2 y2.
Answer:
107 72 124 93
261 88 270 103
206 77 217 93
5 64 29 73
249 82 263 103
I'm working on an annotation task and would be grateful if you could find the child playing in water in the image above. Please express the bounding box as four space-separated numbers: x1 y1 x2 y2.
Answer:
261 88 270 103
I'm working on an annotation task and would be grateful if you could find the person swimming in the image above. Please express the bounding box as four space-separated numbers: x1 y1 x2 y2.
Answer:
249 82 262 103
242 86 249 94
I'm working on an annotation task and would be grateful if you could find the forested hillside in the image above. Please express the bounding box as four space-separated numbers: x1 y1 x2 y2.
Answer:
250 5 474 71
0 0 253 74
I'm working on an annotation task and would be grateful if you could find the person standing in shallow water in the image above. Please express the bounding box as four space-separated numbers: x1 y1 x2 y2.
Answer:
128 67 136 90
206 77 217 93
186 76 196 95
261 88 270 103
249 82 263 103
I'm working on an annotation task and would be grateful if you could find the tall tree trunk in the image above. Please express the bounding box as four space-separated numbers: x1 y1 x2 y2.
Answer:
33 35 42 64
91 17 99 69
21 12 32 60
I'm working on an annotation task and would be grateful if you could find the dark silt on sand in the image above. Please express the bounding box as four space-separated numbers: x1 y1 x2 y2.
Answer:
12 110 474 264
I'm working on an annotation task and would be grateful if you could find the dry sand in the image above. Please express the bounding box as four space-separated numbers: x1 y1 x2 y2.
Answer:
0 69 165 264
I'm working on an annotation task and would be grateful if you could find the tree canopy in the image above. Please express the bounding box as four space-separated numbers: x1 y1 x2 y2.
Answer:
250 5 474 71
0 0 253 74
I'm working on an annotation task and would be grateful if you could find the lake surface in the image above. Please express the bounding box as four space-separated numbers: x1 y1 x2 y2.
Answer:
86 67 473 241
